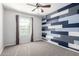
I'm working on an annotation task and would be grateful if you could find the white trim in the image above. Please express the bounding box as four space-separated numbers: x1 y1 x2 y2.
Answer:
47 40 58 45
4 43 16 47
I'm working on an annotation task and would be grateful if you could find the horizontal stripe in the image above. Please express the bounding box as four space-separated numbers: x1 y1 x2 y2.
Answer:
51 34 61 37
48 3 79 16
48 25 62 29
77 10 79 13
42 18 46 21
42 27 48 29
59 14 79 22
48 6 79 21
42 26 48 29
68 43 79 50
51 31 68 35
69 19 79 24
42 24 51 27
58 3 79 12
46 35 54 39
51 39 68 47
69 32 79 37
58 42 68 47
50 9 69 18
44 29 55 31
42 31 51 34
55 28 79 32
74 40 79 45
42 33 47 37
63 23 79 28
51 21 68 25
42 33 47 35
42 20 47 23
68 14 79 24
42 22 46 25
48 11 78 22
53 35 79 44
47 16 59 21
47 19 58 24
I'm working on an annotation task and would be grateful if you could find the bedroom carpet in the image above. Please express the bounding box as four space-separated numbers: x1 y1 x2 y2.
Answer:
1 41 79 56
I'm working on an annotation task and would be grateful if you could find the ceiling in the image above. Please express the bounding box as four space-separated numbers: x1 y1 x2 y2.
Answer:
3 3 70 16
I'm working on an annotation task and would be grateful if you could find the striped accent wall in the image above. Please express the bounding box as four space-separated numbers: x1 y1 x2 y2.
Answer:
42 3 79 51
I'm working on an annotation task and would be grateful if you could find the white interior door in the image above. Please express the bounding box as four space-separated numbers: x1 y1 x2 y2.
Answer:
19 16 32 44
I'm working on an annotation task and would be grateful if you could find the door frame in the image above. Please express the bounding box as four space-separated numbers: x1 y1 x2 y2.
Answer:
16 15 34 45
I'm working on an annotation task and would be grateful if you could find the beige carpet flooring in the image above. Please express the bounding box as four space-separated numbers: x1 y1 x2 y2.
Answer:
1 41 79 56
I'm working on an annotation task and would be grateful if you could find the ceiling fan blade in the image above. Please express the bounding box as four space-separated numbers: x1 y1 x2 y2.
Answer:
26 3 36 7
32 7 38 11
41 5 51 8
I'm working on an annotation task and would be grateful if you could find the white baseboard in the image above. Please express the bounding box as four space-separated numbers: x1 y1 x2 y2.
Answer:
0 47 3 55
47 40 79 54
4 43 16 47
69 43 79 50
47 40 59 45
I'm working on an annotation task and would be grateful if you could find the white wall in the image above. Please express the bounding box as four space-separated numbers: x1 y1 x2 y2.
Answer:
33 16 42 41
0 4 3 54
3 8 42 46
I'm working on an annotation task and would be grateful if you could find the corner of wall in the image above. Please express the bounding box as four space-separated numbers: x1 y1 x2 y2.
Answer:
0 3 4 55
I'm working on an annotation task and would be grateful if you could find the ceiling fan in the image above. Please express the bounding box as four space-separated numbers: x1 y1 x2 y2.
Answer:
27 3 51 13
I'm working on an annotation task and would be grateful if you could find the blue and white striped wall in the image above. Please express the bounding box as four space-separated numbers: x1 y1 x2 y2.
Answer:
42 3 79 51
